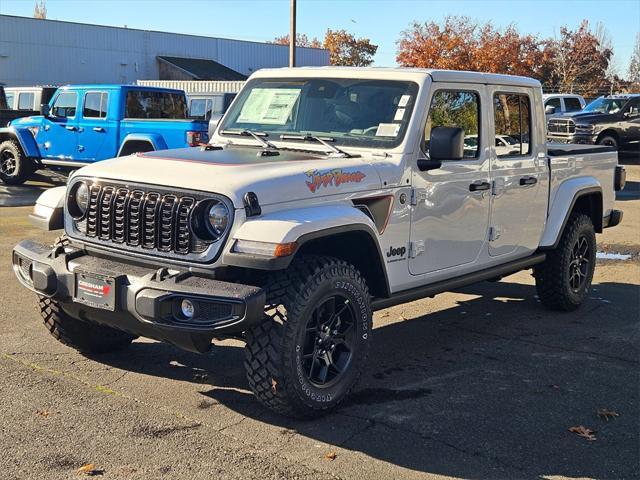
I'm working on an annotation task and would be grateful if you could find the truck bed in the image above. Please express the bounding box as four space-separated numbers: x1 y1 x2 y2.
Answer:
547 143 615 157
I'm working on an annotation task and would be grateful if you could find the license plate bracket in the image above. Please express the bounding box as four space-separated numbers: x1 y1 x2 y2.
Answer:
74 271 117 311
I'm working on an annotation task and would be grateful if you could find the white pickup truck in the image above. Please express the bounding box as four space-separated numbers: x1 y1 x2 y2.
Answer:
12 68 625 418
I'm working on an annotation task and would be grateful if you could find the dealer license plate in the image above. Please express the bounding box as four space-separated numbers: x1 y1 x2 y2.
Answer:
74 271 116 311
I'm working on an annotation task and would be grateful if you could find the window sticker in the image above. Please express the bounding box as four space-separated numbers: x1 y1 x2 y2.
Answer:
394 108 406 121
236 88 301 125
375 123 401 137
398 95 411 107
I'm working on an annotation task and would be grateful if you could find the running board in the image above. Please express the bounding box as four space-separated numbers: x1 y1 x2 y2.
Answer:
40 159 92 168
371 252 546 312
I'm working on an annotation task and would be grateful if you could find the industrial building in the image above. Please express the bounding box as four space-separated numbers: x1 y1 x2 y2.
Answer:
0 14 329 86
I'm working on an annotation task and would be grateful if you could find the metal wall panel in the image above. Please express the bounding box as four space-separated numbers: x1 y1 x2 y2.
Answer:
136 80 246 93
0 15 329 86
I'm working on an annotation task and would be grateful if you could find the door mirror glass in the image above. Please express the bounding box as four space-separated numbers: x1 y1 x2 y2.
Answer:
39 103 50 117
545 105 556 115
429 126 465 161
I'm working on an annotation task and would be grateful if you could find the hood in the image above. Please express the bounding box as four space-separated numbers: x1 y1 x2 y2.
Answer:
554 111 615 123
11 115 42 126
73 146 384 208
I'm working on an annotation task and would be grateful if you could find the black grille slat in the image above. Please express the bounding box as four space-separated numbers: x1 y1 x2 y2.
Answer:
142 192 161 249
73 181 219 257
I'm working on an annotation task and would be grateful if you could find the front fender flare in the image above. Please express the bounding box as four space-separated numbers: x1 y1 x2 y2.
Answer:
117 133 167 156
0 126 41 158
539 177 602 249
29 186 66 230
223 204 383 270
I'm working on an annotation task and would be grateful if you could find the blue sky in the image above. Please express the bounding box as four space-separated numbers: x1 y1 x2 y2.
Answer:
1 0 638 73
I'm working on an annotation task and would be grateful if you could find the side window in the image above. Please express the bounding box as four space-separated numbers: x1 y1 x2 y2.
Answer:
424 90 480 159
564 97 583 112
189 99 207 119
5 93 15 109
51 92 78 118
83 92 108 118
18 92 34 110
625 98 640 116
545 97 561 109
493 93 531 157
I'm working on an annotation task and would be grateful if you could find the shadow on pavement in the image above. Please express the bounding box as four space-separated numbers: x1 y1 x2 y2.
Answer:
0 170 67 207
95 279 640 479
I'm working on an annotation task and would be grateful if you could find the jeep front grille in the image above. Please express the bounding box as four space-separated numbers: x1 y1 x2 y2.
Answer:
70 180 229 261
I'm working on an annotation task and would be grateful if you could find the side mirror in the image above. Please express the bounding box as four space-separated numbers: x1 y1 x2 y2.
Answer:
417 159 442 172
39 103 50 117
429 126 464 161
545 105 556 115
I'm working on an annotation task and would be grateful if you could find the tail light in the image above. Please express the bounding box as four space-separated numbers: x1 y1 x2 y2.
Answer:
186 131 206 147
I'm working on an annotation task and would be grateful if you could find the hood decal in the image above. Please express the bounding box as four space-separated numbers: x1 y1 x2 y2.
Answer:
305 168 366 193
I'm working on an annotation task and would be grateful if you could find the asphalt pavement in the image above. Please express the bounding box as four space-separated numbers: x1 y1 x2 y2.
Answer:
0 165 638 480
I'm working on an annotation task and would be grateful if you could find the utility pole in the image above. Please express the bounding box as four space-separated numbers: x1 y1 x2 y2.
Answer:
289 0 296 67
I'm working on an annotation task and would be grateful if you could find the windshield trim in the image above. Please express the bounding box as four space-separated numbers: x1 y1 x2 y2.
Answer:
217 77 420 151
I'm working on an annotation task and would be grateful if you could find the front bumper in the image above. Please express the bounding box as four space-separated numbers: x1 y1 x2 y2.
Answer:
547 133 598 145
12 240 265 353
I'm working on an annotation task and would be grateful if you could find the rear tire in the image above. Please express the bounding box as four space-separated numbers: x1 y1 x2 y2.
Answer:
244 255 372 418
534 213 596 311
0 140 35 185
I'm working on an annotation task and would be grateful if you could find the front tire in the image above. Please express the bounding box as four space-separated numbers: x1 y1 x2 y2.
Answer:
244 255 372 418
597 135 618 150
534 213 596 311
0 140 35 185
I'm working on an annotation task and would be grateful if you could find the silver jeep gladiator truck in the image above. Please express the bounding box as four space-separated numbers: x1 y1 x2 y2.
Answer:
12 68 625 418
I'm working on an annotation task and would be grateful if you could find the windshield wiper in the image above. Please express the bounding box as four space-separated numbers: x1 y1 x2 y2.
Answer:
279 134 352 158
220 129 278 151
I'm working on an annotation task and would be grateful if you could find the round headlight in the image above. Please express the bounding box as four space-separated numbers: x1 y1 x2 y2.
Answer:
75 182 89 214
68 181 89 219
207 201 229 237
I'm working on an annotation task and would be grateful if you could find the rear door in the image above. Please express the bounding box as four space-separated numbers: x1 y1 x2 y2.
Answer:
77 90 118 161
409 84 492 276
488 87 548 258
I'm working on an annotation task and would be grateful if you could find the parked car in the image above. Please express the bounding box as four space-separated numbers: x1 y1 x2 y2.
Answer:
187 92 237 137
543 93 586 117
547 94 640 149
4 86 57 111
0 84 209 184
0 86 43 127
13 68 624 418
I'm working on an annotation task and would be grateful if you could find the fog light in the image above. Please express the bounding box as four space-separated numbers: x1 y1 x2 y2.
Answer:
181 298 196 319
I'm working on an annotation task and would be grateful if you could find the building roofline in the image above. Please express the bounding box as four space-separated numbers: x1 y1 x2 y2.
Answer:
0 14 328 53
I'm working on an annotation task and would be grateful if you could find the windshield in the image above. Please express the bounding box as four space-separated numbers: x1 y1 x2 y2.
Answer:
219 78 419 149
583 97 628 115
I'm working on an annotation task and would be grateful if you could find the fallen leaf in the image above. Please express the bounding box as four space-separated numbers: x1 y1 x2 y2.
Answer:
569 425 596 441
271 378 278 394
35 409 49 417
76 463 105 476
597 408 619 421
324 451 337 461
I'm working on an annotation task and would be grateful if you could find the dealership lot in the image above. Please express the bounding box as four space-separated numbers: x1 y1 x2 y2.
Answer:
0 165 638 480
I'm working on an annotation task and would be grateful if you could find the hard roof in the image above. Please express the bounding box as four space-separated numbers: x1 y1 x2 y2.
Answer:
157 56 247 81
252 67 542 88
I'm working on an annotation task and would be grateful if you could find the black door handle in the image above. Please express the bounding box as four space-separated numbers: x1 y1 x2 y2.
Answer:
469 181 491 192
92 127 105 132
520 176 538 186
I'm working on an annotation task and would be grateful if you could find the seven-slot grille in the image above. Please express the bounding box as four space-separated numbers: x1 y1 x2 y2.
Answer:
80 183 202 255
547 118 576 135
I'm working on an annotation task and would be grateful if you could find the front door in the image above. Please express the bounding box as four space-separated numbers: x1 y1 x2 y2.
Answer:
409 85 491 277
620 97 640 145
40 91 79 160
488 88 548 258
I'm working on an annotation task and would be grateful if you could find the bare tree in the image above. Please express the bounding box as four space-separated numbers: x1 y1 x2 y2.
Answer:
33 0 47 19
629 33 640 87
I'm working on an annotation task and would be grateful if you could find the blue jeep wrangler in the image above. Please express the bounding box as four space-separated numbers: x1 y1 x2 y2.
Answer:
0 85 209 185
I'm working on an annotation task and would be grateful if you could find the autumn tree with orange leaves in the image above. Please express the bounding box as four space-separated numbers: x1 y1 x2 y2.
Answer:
272 29 377 67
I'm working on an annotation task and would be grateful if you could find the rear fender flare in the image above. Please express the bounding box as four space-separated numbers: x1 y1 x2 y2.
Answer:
117 133 166 156
540 177 603 249
0 126 41 158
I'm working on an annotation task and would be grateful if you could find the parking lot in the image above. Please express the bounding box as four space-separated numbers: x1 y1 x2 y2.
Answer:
0 163 638 480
